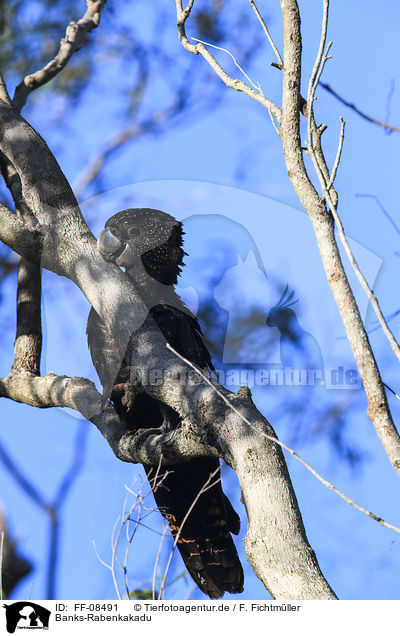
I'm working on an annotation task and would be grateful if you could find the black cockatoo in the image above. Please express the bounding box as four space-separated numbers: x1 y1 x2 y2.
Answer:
87 208 244 598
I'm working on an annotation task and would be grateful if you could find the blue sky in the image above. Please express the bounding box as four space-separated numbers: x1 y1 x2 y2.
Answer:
1 0 400 600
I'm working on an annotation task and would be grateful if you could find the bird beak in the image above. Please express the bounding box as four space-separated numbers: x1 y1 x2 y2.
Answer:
97 227 124 260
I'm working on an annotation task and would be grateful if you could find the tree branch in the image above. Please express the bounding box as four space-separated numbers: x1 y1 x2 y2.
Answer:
12 0 107 112
320 82 400 133
278 0 400 475
0 96 337 599
175 0 282 123
3 3 106 380
74 96 191 198
0 155 44 375
249 0 283 66
0 203 43 265
0 72 12 106
174 0 400 477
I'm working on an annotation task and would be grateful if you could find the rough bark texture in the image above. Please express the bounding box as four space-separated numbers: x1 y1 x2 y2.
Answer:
0 153 43 375
0 98 337 599
279 0 400 474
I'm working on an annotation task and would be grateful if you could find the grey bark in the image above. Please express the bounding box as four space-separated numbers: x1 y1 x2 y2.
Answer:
0 99 337 599
279 0 400 473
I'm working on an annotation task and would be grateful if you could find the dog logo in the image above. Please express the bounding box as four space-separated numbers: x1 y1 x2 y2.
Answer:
3 602 50 633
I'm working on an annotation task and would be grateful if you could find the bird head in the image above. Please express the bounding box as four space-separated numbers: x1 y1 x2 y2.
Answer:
97 208 185 285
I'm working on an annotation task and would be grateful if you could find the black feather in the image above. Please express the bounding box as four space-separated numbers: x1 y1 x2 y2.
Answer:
87 208 243 598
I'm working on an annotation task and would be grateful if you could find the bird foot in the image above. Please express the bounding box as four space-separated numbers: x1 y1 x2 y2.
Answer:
111 382 138 411
160 419 174 433
132 426 164 446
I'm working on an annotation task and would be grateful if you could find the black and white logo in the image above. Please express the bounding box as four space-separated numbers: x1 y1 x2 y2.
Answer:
3 602 50 633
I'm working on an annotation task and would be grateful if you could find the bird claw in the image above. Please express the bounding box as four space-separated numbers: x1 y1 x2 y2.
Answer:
160 419 174 433
132 427 164 445
111 382 138 411
121 385 138 411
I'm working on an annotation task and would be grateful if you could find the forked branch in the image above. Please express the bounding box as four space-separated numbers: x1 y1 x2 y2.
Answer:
173 0 400 476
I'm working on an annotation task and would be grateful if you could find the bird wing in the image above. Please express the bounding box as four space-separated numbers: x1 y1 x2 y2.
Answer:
86 306 129 401
150 302 214 373
87 206 242 597
87 301 243 597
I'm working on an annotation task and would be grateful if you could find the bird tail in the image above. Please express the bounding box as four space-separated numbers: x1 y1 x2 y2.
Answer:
149 458 244 599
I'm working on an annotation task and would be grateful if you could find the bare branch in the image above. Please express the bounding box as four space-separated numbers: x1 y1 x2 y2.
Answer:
306 0 332 187
304 22 400 366
0 128 44 377
276 0 400 476
306 0 330 117
168 344 400 536
356 193 400 236
326 116 345 192
312 150 400 364
175 0 282 123
320 82 400 133
11 259 42 375
0 424 87 598
249 0 283 66
0 203 43 265
12 0 107 112
191 38 265 95
0 72 12 106
0 368 214 467
74 98 189 198
0 85 336 598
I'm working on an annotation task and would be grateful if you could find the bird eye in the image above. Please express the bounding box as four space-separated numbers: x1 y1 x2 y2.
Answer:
128 226 139 237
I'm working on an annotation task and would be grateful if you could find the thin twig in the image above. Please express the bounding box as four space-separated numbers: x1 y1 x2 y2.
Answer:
305 1 332 187
175 0 282 122
307 0 330 119
249 0 283 66
355 194 400 236
95 463 170 600
313 44 332 98
303 2 400 364
12 0 107 112
191 38 264 95
166 343 400 536
268 107 280 134
311 148 400 364
326 117 345 191
384 383 400 402
110 512 124 600
122 491 142 598
320 82 400 133
152 522 169 600
92 540 113 571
